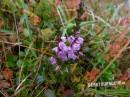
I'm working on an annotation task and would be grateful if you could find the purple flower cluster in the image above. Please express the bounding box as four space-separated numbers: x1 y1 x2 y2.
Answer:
50 32 84 65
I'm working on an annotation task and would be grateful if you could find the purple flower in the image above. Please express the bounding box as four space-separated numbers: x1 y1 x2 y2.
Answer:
50 32 84 63
52 47 58 53
68 49 77 60
58 51 68 61
58 42 68 52
76 31 80 36
61 36 67 42
68 36 75 43
50 57 57 64
76 37 84 45
72 43 81 51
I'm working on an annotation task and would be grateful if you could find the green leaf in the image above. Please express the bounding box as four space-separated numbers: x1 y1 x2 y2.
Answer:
7 55 17 67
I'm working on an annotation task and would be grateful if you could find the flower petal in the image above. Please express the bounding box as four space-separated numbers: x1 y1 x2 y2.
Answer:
61 36 67 42
68 36 75 43
49 57 57 65
58 51 68 61
76 37 84 45
72 43 81 51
